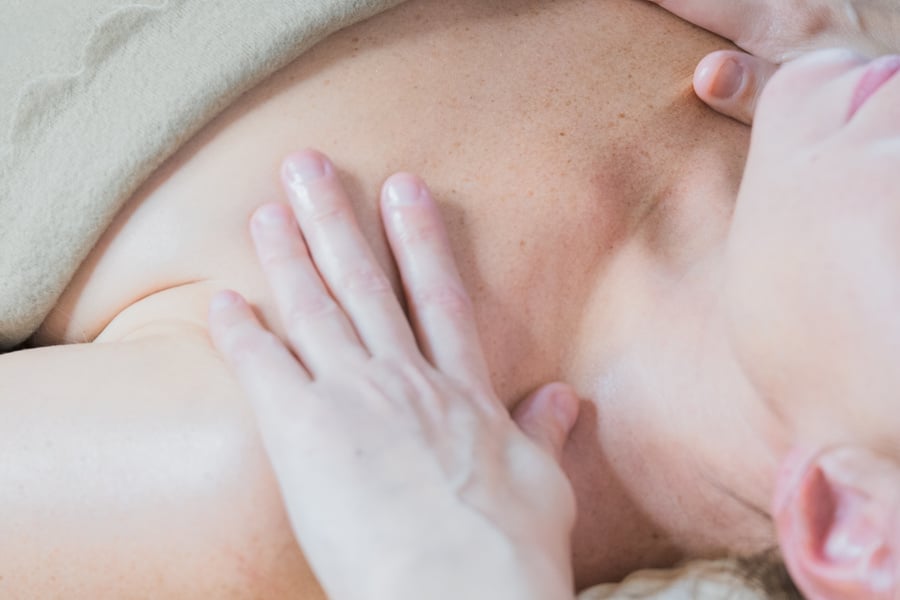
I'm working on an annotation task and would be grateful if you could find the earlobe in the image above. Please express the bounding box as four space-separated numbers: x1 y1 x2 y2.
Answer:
774 447 900 600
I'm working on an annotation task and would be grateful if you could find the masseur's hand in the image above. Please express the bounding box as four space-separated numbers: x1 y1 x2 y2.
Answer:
208 150 579 600
651 0 900 123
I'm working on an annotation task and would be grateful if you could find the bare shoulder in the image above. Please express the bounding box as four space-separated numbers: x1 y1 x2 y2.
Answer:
0 321 325 598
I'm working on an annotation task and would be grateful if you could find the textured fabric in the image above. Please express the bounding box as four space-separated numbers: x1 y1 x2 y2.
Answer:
577 560 771 600
0 0 405 348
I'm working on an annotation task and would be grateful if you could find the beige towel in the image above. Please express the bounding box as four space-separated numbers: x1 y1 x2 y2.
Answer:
0 0 405 349
577 560 780 599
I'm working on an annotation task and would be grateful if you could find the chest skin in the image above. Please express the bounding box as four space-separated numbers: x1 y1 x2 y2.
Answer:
37 0 747 403
23 0 750 590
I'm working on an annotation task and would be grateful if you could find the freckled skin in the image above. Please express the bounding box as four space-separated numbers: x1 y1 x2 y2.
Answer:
4 0 762 597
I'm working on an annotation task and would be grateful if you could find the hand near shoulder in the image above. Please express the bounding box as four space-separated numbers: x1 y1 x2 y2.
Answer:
208 151 579 600
651 0 900 123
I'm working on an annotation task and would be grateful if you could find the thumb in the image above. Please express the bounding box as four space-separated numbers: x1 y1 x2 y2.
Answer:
512 383 580 463
693 50 779 126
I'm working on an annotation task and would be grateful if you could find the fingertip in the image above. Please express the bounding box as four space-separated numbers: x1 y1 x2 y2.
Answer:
694 51 757 125
514 382 581 460
695 52 745 100
548 383 580 436
250 203 294 242
210 289 245 313
251 202 290 225
380 172 448 248
281 149 334 187
382 172 431 208
208 290 252 332
694 51 780 126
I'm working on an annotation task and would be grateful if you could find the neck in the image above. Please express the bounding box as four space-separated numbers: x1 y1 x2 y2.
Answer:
560 179 791 585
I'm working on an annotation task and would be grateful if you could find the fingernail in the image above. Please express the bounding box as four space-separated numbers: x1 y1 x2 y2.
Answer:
551 387 579 432
252 204 287 228
283 151 332 187
210 290 241 312
385 174 425 206
710 59 744 99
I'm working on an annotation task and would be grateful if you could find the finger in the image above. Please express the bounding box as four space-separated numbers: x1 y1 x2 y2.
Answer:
647 0 773 51
250 203 368 376
281 150 418 358
208 290 312 427
694 51 780 126
380 173 491 387
512 383 580 464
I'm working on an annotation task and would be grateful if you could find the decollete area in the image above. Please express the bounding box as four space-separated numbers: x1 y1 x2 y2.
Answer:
35 0 748 400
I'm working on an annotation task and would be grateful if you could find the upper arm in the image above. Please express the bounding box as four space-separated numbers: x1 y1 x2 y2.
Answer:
0 330 324 599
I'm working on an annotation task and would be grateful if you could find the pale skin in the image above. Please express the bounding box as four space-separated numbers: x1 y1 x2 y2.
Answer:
1 0 899 598
4 2 754 595
208 160 580 599
662 11 900 597
725 47 900 599
209 47 900 600
211 4 900 600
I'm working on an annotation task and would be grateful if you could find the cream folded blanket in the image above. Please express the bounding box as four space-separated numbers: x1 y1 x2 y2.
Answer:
0 0 404 349
578 559 789 599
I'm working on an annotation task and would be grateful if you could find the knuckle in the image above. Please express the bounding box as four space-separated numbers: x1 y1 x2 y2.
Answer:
285 294 340 325
338 266 391 294
392 210 444 246
336 362 412 413
297 184 349 225
308 202 348 225
473 394 506 421
253 226 309 269
228 329 283 363
368 356 429 387
258 246 305 269
415 283 472 317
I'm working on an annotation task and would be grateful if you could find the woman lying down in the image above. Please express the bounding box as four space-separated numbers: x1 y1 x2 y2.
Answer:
212 45 900 600
0 0 898 597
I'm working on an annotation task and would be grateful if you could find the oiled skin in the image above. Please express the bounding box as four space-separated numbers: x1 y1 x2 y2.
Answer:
0 0 751 597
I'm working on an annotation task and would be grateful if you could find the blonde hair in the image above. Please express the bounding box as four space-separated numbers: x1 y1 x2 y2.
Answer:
736 548 803 599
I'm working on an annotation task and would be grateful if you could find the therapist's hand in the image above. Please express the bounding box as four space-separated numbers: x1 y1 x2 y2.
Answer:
651 0 900 124
208 150 579 600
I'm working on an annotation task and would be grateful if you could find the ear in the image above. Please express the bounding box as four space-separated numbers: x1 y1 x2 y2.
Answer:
773 447 900 600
